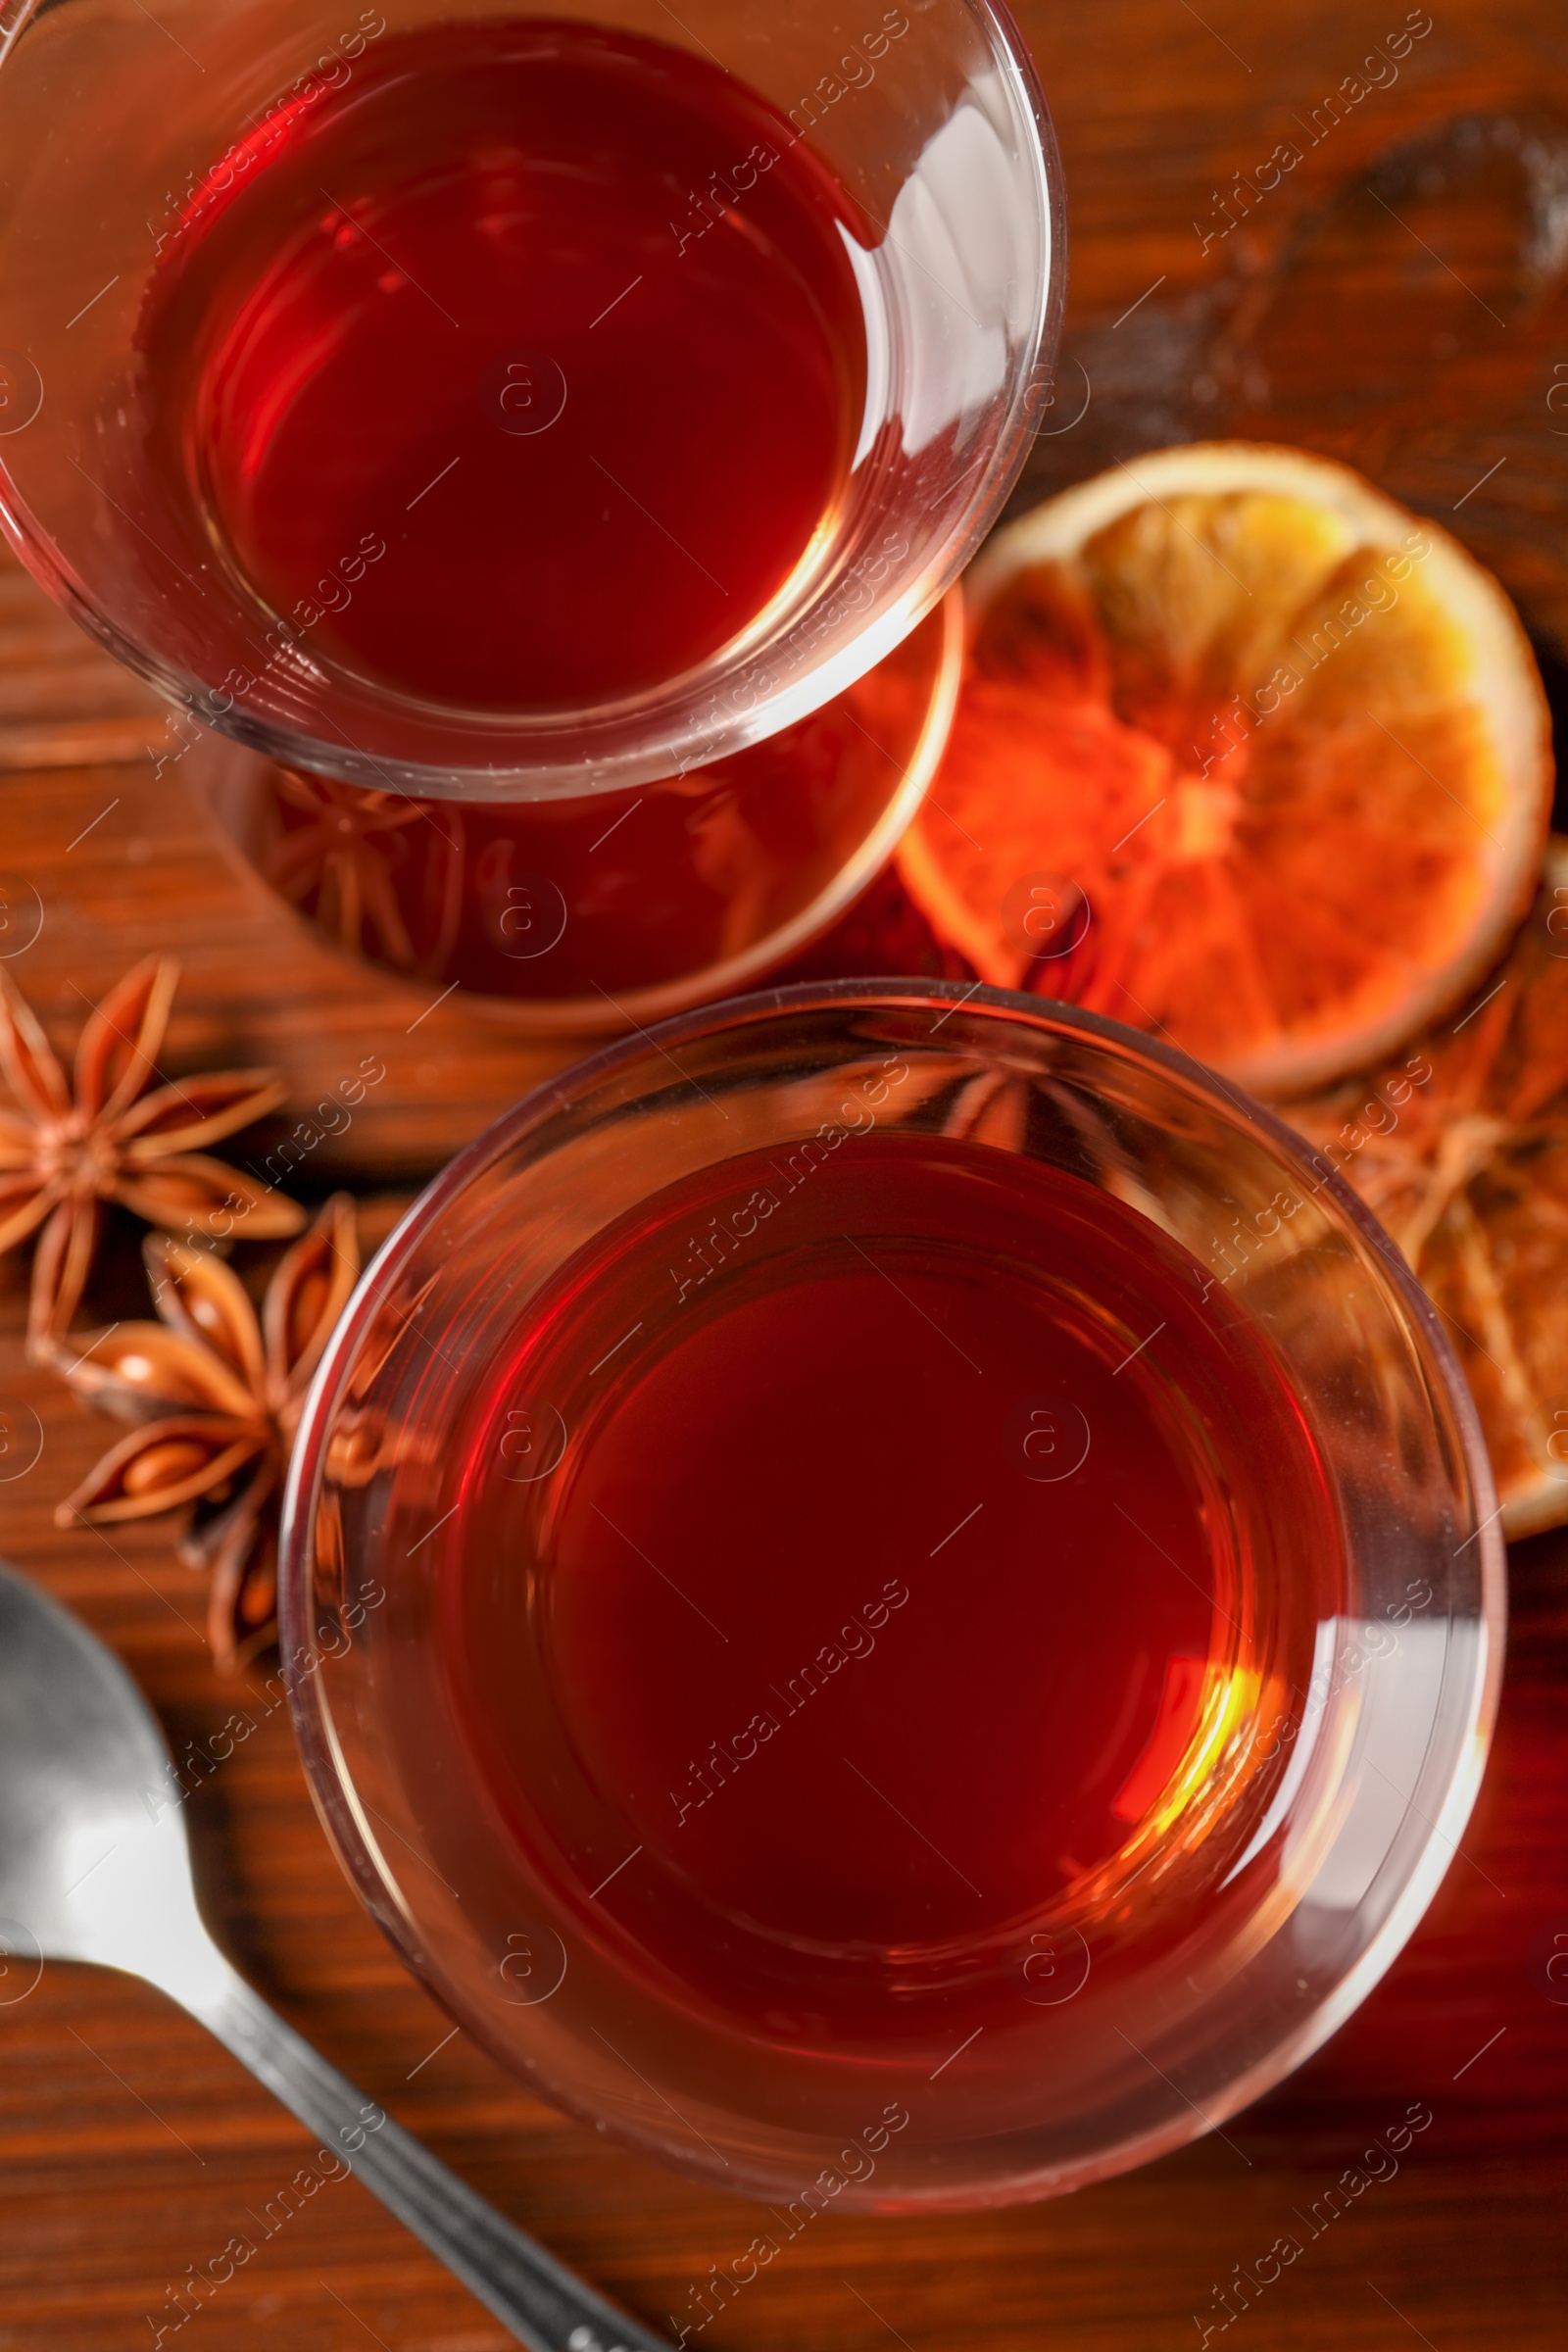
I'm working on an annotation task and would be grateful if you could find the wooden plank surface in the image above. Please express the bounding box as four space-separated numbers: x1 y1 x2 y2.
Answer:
2 2 1567 2347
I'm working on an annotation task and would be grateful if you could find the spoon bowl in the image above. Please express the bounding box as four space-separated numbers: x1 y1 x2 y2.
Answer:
0 1565 218 1997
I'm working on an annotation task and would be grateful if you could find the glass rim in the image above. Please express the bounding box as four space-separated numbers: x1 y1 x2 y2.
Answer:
278 977 1507 2202
286 975 1503 1443
0 0 1066 801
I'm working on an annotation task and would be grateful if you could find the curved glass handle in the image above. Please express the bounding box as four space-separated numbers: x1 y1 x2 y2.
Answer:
182 1949 672 2352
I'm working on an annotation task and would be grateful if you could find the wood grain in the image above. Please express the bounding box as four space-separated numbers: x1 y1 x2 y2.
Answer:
1 3 1566 2347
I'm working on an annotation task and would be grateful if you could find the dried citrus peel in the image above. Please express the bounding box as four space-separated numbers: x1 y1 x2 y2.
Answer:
901 442 1551 1098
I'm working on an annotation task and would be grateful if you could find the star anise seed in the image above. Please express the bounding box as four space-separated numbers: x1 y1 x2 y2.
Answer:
49 1195 360 1673
0 955 305 1348
268 769 463 976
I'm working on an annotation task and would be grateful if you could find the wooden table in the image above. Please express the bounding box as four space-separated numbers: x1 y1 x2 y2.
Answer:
2 3 1566 2345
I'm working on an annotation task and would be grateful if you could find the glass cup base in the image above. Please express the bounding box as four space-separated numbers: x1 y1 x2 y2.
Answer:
192 593 961 1034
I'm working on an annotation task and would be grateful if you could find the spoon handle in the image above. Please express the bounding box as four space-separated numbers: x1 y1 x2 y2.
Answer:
182 1951 673 2352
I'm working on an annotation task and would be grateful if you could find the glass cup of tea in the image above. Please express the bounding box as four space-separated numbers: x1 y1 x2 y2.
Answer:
279 980 1503 2211
0 0 1062 801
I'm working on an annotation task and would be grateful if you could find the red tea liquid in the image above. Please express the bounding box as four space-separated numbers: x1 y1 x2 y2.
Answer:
434 1130 1343 2045
138 19 866 710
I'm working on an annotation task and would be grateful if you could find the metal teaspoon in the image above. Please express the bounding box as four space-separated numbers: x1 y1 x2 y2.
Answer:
0 1562 672 2352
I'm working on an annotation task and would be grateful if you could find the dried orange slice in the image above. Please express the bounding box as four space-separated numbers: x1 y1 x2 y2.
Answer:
900 442 1552 1097
1291 842 1568 1539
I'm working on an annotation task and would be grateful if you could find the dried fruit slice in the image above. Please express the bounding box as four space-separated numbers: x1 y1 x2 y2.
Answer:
900 442 1552 1097
1291 842 1568 1538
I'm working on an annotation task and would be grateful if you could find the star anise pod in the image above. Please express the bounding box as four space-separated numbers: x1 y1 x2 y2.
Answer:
268 768 464 975
49 1196 360 1673
0 955 304 1348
